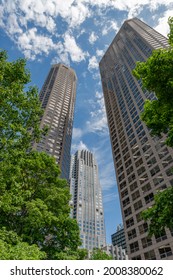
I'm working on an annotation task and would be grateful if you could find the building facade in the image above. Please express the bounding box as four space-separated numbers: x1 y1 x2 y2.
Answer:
99 18 173 259
111 224 127 252
102 244 128 260
33 63 77 180
70 150 106 250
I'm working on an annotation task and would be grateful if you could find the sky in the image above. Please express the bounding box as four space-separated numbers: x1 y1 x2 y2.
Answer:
0 0 173 243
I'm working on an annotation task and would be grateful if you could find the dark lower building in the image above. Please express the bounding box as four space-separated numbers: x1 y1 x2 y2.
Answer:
111 225 127 252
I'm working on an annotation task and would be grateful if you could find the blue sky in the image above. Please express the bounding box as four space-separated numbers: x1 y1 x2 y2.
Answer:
0 0 173 243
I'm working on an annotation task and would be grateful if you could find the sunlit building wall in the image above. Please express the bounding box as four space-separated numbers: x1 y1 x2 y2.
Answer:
99 18 173 259
70 150 106 250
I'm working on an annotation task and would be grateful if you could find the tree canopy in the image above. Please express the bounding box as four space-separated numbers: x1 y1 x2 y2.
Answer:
0 50 81 259
0 50 46 153
90 248 113 260
141 187 173 236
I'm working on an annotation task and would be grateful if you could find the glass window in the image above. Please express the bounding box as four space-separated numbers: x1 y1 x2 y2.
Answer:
130 241 139 253
159 246 172 259
126 218 134 228
130 181 138 192
122 197 130 207
131 190 140 201
142 183 151 193
144 192 154 204
132 255 141 260
141 237 152 248
155 229 167 242
121 188 128 198
134 200 143 211
128 228 137 240
150 165 160 176
144 250 156 260
136 211 143 222
124 207 132 217
139 222 148 234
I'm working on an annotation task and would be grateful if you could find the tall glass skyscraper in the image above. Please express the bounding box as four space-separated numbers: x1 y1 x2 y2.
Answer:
33 63 77 180
99 18 173 259
70 150 106 250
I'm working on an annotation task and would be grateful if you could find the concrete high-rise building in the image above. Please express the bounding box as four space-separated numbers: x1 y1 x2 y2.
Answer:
70 150 106 250
99 18 173 259
33 63 77 180
102 244 128 260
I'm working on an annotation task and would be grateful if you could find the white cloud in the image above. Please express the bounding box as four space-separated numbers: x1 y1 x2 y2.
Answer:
63 32 88 62
96 49 104 57
17 28 56 60
53 41 71 66
89 31 98 44
76 28 86 38
86 91 108 135
88 56 98 71
154 9 173 37
1 0 173 61
82 0 173 11
0 0 90 60
56 1 91 28
7 14 23 35
95 91 102 98
92 72 101 81
51 53 70 67
69 2 91 28
86 115 107 135
71 140 89 154
72 127 83 139
102 20 119 36
13 0 56 33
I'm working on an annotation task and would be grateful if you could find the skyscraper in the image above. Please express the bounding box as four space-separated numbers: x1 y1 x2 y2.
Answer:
99 18 173 259
33 63 77 180
70 149 106 250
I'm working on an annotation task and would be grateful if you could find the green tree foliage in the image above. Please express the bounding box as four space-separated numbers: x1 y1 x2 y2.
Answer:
55 249 88 260
0 50 46 153
133 18 173 234
0 228 46 260
0 150 81 259
90 248 113 260
142 187 173 236
133 17 173 147
0 50 81 259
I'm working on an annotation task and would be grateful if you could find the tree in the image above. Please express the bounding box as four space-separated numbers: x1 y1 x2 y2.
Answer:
0 228 46 260
0 150 82 259
0 50 46 154
133 17 173 234
141 187 173 236
0 50 81 259
90 248 113 260
55 248 88 260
